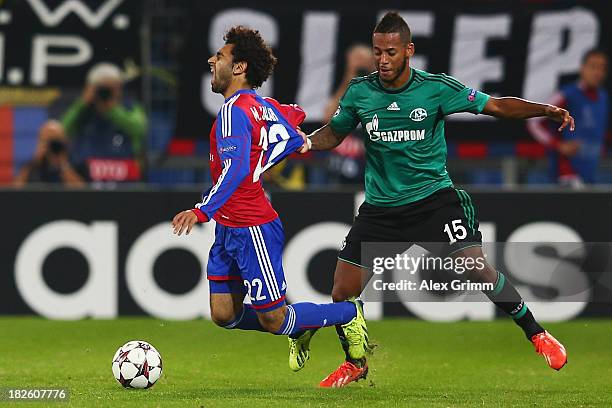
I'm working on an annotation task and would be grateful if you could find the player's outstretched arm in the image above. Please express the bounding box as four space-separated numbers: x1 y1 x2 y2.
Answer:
299 124 348 153
482 96 575 132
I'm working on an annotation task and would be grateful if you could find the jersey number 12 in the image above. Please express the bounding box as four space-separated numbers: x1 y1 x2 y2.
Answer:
253 123 291 182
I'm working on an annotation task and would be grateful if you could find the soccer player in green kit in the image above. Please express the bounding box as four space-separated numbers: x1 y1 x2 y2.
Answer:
292 12 573 388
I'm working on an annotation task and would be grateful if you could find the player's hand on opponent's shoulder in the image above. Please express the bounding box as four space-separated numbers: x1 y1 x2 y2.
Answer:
172 209 199 236
545 105 575 132
296 126 311 154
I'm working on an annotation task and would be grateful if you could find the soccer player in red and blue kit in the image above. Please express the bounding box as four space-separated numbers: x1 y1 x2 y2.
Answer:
171 26 369 376
528 49 609 186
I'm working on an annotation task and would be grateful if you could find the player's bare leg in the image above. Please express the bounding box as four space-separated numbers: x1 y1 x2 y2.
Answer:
208 287 273 332
331 259 372 360
450 246 567 370
331 259 369 302
319 259 371 387
209 292 248 328
256 306 287 333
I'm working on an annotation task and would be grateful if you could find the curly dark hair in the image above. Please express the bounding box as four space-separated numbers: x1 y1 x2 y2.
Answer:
224 26 277 89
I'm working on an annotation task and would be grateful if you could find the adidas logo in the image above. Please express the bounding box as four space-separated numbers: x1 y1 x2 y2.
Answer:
387 102 400 111
281 281 287 291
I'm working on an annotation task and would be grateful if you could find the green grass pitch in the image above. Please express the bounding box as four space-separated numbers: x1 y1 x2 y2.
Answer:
0 317 610 407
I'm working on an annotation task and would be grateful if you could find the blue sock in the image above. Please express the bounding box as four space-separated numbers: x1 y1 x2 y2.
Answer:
222 304 266 332
277 302 357 336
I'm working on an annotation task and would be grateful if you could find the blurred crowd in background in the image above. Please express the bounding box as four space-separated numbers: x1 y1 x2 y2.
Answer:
0 0 609 189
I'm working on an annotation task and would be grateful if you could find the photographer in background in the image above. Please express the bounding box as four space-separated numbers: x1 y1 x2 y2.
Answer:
61 63 147 182
322 44 374 184
14 120 84 187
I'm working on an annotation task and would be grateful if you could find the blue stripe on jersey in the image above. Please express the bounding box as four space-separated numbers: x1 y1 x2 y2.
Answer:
195 98 251 220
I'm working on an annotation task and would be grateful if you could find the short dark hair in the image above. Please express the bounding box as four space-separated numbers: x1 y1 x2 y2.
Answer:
582 48 608 65
373 12 411 44
224 26 277 89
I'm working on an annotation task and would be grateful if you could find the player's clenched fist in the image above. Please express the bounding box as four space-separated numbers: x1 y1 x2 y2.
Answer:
172 210 198 236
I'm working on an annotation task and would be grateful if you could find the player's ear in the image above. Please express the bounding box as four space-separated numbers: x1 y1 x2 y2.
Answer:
232 61 247 76
405 42 415 59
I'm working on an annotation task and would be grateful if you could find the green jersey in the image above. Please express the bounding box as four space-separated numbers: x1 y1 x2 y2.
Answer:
330 68 490 206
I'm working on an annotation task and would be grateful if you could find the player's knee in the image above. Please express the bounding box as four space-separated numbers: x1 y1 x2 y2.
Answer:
331 261 364 301
210 306 238 328
451 247 496 283
464 261 496 283
331 287 347 302
257 309 285 333
332 285 357 302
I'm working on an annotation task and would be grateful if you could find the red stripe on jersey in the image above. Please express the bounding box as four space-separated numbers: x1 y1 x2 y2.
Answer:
207 276 242 281
251 295 286 310
191 208 208 223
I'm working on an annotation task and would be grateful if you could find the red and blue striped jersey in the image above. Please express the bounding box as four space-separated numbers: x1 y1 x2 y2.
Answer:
193 89 306 227
528 82 609 183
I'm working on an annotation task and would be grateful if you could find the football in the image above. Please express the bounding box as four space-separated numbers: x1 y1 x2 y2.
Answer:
111 340 163 389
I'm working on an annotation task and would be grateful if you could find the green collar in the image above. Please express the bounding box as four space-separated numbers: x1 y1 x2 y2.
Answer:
376 67 415 94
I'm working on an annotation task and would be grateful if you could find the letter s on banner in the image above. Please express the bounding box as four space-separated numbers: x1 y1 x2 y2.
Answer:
203 9 278 116
505 222 589 321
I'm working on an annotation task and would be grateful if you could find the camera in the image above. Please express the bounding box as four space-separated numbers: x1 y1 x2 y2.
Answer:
48 140 66 155
95 86 113 102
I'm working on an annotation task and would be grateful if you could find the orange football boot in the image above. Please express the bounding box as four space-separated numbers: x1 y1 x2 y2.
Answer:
531 331 567 370
319 361 368 388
